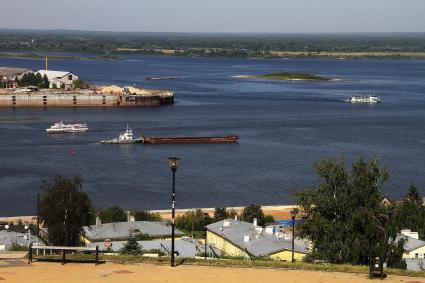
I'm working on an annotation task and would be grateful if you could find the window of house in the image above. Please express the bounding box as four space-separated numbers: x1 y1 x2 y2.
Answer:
68 75 72 80
415 253 419 258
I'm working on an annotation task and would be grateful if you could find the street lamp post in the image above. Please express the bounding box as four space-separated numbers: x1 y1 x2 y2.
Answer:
204 212 209 260
290 208 299 263
168 157 180 267
25 225 31 247
37 193 40 245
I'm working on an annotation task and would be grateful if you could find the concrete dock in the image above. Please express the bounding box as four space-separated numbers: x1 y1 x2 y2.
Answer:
0 88 174 107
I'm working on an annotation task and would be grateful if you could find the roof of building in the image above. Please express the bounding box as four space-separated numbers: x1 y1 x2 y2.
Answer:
395 234 425 252
0 67 32 78
0 230 38 248
82 221 184 241
88 237 218 257
36 70 75 81
206 219 309 257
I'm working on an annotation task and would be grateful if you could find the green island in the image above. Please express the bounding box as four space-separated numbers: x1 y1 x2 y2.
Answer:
247 72 332 81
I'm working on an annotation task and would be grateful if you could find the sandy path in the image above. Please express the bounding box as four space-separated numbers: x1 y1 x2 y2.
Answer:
0 260 423 283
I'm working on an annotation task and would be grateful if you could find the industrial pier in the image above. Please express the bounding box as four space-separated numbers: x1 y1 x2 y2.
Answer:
0 87 174 107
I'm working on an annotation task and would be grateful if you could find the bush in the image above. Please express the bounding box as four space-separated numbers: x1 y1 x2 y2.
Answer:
9 243 28 251
73 78 89 89
144 249 166 256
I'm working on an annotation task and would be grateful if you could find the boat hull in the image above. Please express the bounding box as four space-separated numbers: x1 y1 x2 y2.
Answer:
142 136 239 144
46 129 89 134
100 139 143 144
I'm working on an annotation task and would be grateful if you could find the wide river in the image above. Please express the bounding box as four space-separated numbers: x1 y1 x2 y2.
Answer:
0 55 424 216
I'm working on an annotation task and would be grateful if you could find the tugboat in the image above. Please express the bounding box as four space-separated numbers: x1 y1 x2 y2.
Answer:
346 95 381 104
100 125 143 144
46 121 89 133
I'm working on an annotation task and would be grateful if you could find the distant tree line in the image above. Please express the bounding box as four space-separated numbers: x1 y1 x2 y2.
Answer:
1 31 425 56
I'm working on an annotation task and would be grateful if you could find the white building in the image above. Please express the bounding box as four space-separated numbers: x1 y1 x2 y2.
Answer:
0 67 33 88
395 230 425 271
36 70 79 90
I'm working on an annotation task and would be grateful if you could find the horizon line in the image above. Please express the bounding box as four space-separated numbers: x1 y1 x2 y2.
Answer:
1 28 424 35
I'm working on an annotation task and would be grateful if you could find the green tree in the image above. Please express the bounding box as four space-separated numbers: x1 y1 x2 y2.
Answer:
133 210 162 221
134 233 154 241
228 209 238 219
99 206 127 223
264 214 275 224
242 204 265 226
214 207 228 221
18 73 49 88
120 232 143 255
395 183 425 239
176 209 213 233
39 176 92 246
295 157 402 266
41 74 49 88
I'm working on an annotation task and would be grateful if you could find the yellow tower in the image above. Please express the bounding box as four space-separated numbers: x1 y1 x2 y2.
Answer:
45 57 48 71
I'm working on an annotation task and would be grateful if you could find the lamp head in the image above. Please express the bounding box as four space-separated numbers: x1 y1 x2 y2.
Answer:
168 157 180 172
290 208 299 219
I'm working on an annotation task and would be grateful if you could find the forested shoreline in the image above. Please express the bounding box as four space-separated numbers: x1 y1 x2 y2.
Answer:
1 30 425 59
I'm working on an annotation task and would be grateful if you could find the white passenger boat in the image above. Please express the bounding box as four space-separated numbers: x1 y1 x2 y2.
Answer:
46 121 89 133
346 95 381 104
100 125 143 144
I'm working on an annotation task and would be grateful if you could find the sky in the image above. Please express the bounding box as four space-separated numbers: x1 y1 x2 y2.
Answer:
0 0 424 33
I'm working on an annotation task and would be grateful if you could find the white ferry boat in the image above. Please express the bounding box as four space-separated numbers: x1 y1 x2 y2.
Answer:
46 121 89 133
100 125 143 144
346 95 381 104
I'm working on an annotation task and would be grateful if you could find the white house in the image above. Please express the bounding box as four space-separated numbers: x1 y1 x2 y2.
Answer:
36 70 79 90
395 230 425 271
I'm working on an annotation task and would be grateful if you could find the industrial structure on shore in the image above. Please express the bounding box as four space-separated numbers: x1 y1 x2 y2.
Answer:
0 64 174 107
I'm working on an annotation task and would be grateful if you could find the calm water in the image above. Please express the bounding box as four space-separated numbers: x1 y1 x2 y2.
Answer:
0 55 425 216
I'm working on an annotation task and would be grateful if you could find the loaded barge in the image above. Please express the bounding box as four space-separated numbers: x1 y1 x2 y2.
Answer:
143 135 239 144
100 126 239 144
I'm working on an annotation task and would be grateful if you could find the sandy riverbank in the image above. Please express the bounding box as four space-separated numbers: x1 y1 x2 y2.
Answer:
0 204 297 224
0 260 423 283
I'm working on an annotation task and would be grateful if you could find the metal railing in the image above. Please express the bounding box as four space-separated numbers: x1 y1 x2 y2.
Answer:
160 243 171 255
210 246 219 259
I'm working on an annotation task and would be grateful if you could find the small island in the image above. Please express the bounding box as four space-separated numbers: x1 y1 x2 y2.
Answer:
243 72 332 81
